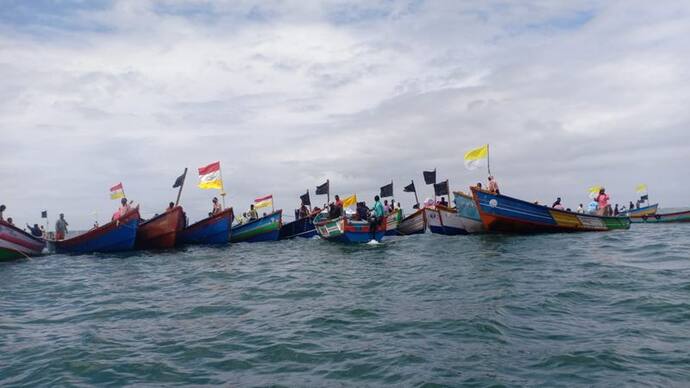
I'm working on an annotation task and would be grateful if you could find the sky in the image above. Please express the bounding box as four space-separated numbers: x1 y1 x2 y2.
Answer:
1 0 689 229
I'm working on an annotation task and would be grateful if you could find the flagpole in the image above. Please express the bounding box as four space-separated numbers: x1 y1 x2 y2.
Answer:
219 165 226 208
487 144 492 177
412 180 420 207
175 168 188 207
271 194 275 213
446 180 451 206
327 179 330 206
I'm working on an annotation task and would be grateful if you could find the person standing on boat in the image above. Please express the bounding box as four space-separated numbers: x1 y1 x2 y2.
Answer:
0 204 5 221
211 197 222 215
596 188 611 216
552 198 564 210
488 176 500 194
439 197 449 207
370 195 384 240
614 204 620 216
248 204 258 221
576 204 584 213
55 213 68 240
629 201 635 210
298 203 309 219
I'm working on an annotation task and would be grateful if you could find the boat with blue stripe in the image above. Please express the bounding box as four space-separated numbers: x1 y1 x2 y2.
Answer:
314 213 385 243
230 210 282 243
470 187 630 233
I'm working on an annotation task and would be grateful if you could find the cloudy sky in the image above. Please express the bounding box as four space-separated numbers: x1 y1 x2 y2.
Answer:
1 0 689 229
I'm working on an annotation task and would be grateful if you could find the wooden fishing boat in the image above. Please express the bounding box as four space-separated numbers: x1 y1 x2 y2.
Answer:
426 205 469 235
630 209 690 223
624 203 658 217
453 191 484 233
136 206 185 249
397 208 426 235
314 213 386 243
231 210 282 243
470 187 630 233
279 215 316 239
384 209 403 236
178 208 234 245
54 207 141 254
0 220 45 261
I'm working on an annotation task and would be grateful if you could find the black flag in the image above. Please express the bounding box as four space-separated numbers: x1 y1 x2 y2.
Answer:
380 182 393 198
300 191 311 206
434 180 449 196
403 181 416 193
41 210 47 218
316 180 329 195
172 169 187 188
423 169 436 185
640 194 649 202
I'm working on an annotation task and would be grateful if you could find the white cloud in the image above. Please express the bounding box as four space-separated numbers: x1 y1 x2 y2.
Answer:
1 0 689 229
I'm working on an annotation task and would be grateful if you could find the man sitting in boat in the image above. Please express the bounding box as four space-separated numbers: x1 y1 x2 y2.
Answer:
587 200 598 215
166 202 175 212
552 198 565 210
298 203 310 219
26 223 42 237
247 205 258 221
439 197 449 207
211 197 222 216
6 217 14 225
488 176 500 194
55 214 68 240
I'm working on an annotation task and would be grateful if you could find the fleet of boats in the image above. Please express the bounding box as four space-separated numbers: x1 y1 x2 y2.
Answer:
1 147 687 261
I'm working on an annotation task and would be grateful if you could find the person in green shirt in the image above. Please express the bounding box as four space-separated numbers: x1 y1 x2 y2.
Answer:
370 195 384 240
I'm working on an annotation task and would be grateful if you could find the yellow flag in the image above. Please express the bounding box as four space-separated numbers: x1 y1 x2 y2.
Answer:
635 184 647 193
342 194 357 208
588 185 601 199
464 144 489 170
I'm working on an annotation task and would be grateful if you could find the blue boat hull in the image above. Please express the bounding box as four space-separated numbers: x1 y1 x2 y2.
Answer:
178 216 231 245
279 217 316 239
428 224 468 235
55 218 139 254
330 230 384 243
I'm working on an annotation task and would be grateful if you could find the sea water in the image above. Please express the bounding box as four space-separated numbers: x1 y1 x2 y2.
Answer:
1 224 689 386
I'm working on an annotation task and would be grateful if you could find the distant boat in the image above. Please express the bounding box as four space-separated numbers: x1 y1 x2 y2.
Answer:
630 209 690 223
384 209 403 236
231 210 282 243
471 187 630 232
314 213 385 243
426 205 469 235
136 206 185 249
279 214 316 240
178 208 234 245
397 208 426 235
453 191 484 233
54 207 140 254
624 203 658 217
0 220 45 261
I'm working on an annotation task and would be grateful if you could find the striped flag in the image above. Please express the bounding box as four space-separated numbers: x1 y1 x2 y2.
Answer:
254 194 273 209
110 182 125 200
198 161 223 190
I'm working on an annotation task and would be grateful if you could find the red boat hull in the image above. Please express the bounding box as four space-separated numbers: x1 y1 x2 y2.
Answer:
136 206 185 249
